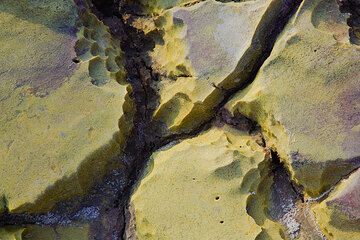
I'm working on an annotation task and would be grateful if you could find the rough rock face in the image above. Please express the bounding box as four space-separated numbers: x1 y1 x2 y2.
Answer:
0 0 360 239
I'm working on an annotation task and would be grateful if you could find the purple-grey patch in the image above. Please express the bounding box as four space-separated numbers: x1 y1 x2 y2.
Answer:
16 33 78 96
338 87 360 157
174 3 230 79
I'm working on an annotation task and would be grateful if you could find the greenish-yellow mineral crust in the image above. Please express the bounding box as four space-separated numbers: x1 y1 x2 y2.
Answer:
1 0 360 239
0 0 129 213
129 126 269 239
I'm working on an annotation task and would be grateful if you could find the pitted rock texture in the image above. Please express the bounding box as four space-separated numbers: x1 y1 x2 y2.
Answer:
0 0 360 239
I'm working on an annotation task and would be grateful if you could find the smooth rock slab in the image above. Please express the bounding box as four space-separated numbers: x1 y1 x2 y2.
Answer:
0 0 128 212
128 125 268 239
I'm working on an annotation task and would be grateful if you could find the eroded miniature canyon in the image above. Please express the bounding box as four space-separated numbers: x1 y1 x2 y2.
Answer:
0 0 359 239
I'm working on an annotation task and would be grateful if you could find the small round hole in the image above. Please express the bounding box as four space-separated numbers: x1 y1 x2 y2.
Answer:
215 196 220 201
72 58 80 63
314 49 317 52
192 177 196 181
220 221 224 224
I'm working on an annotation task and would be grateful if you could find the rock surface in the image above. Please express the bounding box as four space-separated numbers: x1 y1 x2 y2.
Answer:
128 125 269 239
313 168 360 239
0 0 360 239
0 0 129 213
226 0 360 197
22 224 91 240
131 0 303 135
151 0 272 132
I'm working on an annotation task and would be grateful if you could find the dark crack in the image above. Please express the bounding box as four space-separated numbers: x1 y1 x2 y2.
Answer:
269 151 304 221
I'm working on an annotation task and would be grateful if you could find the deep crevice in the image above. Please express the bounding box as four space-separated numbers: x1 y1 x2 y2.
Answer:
269 151 304 220
246 149 307 239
